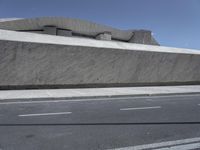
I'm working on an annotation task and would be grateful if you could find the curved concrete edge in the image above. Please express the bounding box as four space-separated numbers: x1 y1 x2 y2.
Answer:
0 29 200 55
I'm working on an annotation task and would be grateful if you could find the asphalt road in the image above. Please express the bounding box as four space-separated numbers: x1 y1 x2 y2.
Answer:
0 94 200 150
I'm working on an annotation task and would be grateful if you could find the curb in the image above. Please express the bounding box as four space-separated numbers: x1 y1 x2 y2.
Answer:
0 92 200 103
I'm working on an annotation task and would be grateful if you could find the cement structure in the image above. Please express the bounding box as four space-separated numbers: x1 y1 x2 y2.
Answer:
0 17 200 89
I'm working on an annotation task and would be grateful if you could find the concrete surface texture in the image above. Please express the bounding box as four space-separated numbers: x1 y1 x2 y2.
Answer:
0 17 158 45
0 29 200 89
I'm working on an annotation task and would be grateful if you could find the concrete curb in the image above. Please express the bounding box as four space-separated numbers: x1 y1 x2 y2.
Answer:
1 92 200 103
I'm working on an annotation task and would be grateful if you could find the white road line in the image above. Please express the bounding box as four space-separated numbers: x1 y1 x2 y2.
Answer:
0 94 200 105
109 137 200 150
120 106 161 111
18 112 72 117
154 142 200 150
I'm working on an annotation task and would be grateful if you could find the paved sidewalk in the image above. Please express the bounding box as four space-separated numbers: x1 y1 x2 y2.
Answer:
0 85 200 100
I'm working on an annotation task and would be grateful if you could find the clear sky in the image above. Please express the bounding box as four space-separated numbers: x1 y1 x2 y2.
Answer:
0 0 199 49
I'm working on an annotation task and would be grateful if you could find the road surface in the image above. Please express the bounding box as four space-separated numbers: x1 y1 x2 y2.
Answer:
0 94 200 149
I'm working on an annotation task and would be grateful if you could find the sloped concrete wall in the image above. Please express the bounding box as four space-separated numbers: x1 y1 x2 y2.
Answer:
0 38 200 89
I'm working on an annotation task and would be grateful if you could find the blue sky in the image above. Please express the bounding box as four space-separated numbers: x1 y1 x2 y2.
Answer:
0 0 199 49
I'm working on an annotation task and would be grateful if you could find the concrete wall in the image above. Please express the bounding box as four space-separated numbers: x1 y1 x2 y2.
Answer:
0 30 200 89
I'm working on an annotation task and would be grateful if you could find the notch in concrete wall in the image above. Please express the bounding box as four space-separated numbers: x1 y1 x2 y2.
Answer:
96 31 112 41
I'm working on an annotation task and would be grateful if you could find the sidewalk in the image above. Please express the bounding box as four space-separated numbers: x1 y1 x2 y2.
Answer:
0 85 200 101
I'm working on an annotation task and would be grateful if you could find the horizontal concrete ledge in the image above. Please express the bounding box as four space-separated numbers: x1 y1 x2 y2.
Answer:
1 85 200 101
0 29 200 55
1 82 200 90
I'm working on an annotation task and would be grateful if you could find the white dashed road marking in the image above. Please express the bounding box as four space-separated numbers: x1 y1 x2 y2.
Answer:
120 106 161 111
18 112 72 117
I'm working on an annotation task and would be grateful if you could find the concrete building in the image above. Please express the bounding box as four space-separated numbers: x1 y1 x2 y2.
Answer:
0 17 159 45
0 17 200 89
